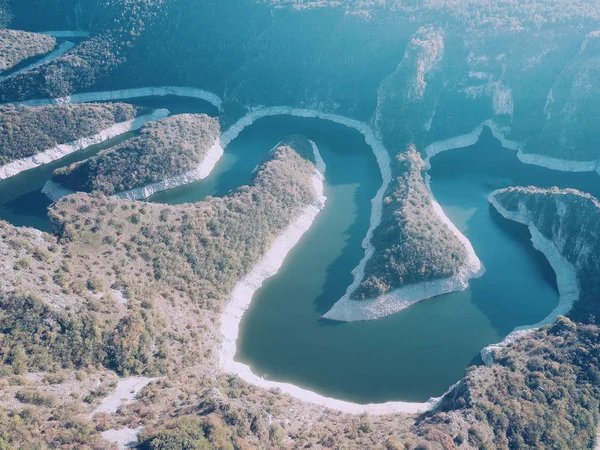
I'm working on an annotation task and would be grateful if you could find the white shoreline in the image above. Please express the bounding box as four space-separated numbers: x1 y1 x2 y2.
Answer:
40 30 90 38
0 86 502 412
0 41 75 83
43 139 223 202
223 107 463 325
17 86 222 111
480 192 580 365
518 151 600 175
219 141 436 414
116 140 224 200
0 109 169 181
424 119 600 176
221 106 397 322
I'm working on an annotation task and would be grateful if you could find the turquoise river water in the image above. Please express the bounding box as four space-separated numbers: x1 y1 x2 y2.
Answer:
1 97 598 403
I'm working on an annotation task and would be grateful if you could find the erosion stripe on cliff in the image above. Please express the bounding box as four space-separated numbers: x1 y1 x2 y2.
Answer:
114 140 224 201
425 120 599 177
481 192 580 365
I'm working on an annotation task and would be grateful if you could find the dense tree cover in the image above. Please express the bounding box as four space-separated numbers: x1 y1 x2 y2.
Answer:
0 103 141 166
52 114 220 195
138 415 236 450
0 29 55 73
420 318 600 449
0 2 599 448
0 0 166 102
50 144 318 308
0 142 323 448
0 33 125 101
266 0 600 29
0 291 157 376
353 146 466 299
0 405 107 449
91 0 410 122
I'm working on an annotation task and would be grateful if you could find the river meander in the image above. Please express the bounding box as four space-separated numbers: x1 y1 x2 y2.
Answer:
1 95 598 403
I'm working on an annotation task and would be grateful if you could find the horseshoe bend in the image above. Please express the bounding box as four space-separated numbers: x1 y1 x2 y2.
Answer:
0 2 600 449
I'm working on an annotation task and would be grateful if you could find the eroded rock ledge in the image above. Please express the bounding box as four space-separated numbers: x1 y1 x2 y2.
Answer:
482 186 600 363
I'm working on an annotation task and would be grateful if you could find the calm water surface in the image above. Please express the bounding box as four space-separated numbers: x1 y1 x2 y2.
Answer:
236 127 600 403
1 96 598 402
0 96 216 231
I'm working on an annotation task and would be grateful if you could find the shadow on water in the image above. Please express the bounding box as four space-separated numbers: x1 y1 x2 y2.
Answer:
489 204 560 292
5 190 51 219
313 183 375 315
430 126 598 341
0 130 139 231
1 191 53 232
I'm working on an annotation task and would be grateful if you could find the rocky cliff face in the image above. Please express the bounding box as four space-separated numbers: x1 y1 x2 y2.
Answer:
491 187 600 323
3 1 599 170
374 27 444 149
523 31 600 163
412 188 600 450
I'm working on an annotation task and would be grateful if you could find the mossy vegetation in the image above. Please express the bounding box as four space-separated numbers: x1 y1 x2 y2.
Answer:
51 114 220 195
138 415 236 450
421 318 600 449
1 1 600 448
0 140 322 448
50 143 317 307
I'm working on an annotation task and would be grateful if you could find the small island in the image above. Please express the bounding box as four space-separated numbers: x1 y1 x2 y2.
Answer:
324 145 482 321
47 114 220 198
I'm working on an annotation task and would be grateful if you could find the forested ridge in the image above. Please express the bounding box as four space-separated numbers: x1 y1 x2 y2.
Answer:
0 29 55 73
0 142 320 448
50 143 317 306
0 103 141 166
354 146 466 299
52 114 220 195
0 1 599 449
